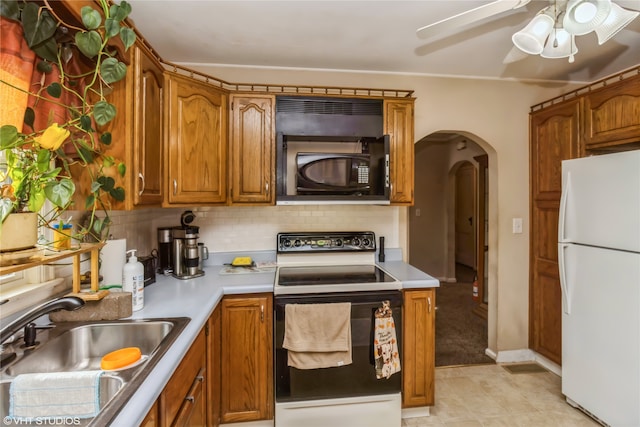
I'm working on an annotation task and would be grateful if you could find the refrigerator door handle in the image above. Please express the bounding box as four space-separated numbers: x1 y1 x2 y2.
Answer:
558 243 571 314
558 171 570 243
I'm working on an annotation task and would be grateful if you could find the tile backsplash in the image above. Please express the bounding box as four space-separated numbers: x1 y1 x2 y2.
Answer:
99 205 403 257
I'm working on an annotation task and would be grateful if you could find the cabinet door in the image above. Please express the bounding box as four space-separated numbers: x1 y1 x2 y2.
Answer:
133 45 163 206
402 289 436 408
230 95 275 204
207 306 222 427
529 100 580 364
172 368 206 427
221 294 273 423
583 74 640 150
165 72 227 205
402 289 435 408
384 99 415 205
161 329 207 426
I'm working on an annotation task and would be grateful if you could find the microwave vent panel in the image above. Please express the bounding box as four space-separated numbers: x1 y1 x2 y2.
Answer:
276 96 383 138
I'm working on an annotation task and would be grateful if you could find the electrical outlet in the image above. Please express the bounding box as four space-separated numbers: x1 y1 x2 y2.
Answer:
512 218 523 234
415 208 421 217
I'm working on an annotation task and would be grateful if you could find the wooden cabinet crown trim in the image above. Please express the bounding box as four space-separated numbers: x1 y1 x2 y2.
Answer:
531 65 640 112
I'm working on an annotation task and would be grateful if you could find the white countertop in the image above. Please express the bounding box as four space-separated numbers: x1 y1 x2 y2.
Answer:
111 256 438 426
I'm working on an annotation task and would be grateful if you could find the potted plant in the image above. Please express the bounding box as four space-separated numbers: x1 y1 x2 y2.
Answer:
0 0 135 251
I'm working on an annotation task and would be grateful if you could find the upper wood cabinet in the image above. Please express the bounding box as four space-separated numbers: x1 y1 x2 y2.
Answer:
402 289 435 408
164 72 228 206
384 99 415 205
220 294 273 423
229 94 275 204
133 44 164 206
70 43 164 211
583 74 640 150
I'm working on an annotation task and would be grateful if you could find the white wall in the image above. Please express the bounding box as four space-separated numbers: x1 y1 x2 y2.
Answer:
108 65 581 357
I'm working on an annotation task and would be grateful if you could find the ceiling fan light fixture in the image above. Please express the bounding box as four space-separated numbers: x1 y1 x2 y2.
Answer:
541 28 578 59
512 12 555 54
594 2 640 45
564 0 612 35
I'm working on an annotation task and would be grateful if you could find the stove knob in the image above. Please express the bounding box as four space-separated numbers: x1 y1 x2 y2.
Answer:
282 239 292 248
293 239 302 248
335 239 343 247
352 237 360 247
362 238 370 247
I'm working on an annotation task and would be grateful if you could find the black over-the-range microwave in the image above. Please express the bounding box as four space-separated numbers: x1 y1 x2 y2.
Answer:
276 135 390 204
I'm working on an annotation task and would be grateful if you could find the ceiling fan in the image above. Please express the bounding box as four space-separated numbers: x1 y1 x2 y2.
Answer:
416 0 640 63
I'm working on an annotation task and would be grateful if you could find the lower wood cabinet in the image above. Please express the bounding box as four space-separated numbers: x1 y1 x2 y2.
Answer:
402 289 435 408
159 328 207 427
220 294 273 423
207 305 222 427
220 294 274 423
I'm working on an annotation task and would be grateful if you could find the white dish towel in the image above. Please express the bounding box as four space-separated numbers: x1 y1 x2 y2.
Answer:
10 370 103 419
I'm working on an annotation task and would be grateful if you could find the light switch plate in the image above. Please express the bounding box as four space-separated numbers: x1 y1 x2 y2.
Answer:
512 218 523 234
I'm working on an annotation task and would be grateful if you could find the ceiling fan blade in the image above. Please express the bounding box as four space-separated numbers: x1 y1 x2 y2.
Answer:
416 0 532 39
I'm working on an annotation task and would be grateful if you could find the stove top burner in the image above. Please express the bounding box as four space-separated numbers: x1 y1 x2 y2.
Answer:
277 265 396 287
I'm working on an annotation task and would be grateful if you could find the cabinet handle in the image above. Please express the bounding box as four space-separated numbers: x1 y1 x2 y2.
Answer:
173 179 177 195
265 181 269 194
185 396 195 403
138 173 145 196
260 304 264 322
196 375 204 382
428 296 432 313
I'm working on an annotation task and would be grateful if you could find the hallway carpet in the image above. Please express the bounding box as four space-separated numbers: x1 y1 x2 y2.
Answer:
435 265 494 367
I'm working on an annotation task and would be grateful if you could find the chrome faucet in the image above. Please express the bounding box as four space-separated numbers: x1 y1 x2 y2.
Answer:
0 296 84 344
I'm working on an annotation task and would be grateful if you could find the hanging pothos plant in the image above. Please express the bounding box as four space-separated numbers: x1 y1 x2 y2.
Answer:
0 0 135 241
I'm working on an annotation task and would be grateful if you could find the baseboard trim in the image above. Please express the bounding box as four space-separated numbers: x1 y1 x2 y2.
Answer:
402 406 430 419
487 348 561 377
221 420 273 427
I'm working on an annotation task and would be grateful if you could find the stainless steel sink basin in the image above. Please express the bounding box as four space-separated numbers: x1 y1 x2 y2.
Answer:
0 317 189 425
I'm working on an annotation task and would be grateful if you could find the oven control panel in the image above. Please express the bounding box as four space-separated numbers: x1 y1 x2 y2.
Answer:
277 231 376 253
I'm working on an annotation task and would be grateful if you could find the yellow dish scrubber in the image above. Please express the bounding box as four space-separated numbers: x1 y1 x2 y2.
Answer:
231 256 254 267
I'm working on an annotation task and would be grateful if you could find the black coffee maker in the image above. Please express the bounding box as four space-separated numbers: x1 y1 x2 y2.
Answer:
157 226 174 274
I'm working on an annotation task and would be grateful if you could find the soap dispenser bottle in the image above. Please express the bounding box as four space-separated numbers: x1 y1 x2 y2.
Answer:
123 249 144 311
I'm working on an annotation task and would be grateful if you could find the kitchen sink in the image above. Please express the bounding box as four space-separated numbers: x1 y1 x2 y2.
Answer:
0 317 190 425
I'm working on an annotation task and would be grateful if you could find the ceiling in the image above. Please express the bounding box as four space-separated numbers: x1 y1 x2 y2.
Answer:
126 0 640 84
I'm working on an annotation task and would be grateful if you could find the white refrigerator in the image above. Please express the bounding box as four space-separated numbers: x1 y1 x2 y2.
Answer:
559 150 640 427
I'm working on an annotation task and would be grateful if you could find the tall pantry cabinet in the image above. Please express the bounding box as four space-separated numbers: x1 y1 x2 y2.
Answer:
529 99 581 364
529 71 640 365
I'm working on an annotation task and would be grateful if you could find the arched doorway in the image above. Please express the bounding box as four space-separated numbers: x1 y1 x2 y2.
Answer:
409 132 493 367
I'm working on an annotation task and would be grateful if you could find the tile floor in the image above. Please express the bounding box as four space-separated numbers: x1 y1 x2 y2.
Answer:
402 363 600 427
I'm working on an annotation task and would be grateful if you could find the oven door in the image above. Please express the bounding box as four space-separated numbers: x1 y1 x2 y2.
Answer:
274 290 402 402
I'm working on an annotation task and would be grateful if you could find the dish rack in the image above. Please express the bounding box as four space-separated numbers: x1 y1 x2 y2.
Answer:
0 242 107 301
